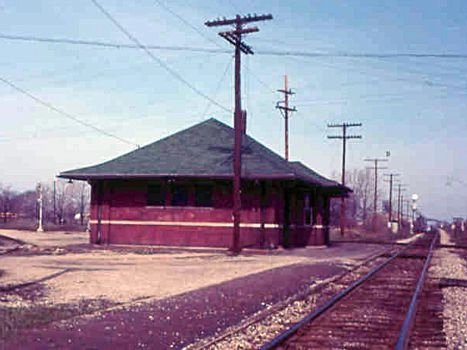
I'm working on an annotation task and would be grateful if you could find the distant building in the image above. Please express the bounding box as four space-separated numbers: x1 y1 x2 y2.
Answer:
59 118 350 248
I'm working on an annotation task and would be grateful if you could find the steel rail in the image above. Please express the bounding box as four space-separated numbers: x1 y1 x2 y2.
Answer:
190 244 395 350
259 238 422 350
395 232 439 349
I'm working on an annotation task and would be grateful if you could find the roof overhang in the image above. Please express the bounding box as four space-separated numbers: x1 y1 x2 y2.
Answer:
57 172 298 181
58 172 351 197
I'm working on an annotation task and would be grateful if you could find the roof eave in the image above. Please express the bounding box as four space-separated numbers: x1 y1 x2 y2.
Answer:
57 173 298 181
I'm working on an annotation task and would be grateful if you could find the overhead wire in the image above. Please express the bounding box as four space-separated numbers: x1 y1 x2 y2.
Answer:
342 55 467 90
90 0 230 113
152 0 277 95
379 56 467 78
2 21 465 128
2 33 467 60
0 33 227 54
153 0 220 49
4 32 464 97
285 54 466 95
198 56 233 119
294 90 467 107
0 75 140 148
256 49 467 59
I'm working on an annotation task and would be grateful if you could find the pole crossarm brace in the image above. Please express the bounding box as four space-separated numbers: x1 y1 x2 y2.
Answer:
276 105 297 112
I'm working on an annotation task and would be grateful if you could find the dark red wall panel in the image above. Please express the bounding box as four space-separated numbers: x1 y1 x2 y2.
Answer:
89 179 329 248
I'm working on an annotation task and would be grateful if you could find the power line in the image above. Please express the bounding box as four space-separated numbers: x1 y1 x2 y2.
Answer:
294 89 467 106
0 33 227 54
283 54 467 94
3 33 467 60
0 76 140 147
366 56 467 80
153 0 221 49
154 0 277 108
90 0 231 113
199 56 233 119
257 49 467 59
150 2 278 95
343 56 467 91
3 31 464 94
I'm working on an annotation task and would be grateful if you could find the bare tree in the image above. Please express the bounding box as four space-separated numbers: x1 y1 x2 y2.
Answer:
45 180 90 225
76 181 91 225
330 168 374 225
0 184 15 223
348 169 372 221
10 190 36 219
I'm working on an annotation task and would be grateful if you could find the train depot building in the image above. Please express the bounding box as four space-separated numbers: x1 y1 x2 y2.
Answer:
59 118 349 249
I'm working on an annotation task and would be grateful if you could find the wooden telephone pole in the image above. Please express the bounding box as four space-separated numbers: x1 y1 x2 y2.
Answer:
365 158 388 231
384 172 400 222
396 183 407 223
205 14 272 254
328 122 362 236
276 75 296 160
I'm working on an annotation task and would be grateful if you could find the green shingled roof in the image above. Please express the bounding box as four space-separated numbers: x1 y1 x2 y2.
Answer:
59 118 348 191
288 161 341 188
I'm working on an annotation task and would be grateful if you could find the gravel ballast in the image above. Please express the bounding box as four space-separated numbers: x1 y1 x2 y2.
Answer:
430 230 467 349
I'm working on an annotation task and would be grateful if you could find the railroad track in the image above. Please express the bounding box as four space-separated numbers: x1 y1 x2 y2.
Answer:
260 232 442 349
0 234 23 255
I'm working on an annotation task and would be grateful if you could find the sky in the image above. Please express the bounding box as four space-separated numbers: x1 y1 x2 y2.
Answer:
0 0 466 221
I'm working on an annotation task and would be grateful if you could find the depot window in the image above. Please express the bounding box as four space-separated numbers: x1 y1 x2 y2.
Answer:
195 184 213 207
147 184 165 206
171 185 189 206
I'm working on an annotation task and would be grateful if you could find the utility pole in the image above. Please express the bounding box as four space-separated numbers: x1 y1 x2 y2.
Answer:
400 194 404 223
36 182 44 232
53 180 57 225
364 158 388 228
205 13 272 254
276 75 296 160
405 200 410 223
328 122 362 235
383 173 399 222
397 183 407 223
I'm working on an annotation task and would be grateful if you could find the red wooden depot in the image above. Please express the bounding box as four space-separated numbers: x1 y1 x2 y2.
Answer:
60 119 350 249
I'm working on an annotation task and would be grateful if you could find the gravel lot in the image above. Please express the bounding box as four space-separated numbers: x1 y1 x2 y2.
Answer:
431 229 467 349
0 230 386 305
3 229 465 349
0 229 88 247
0 230 387 349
